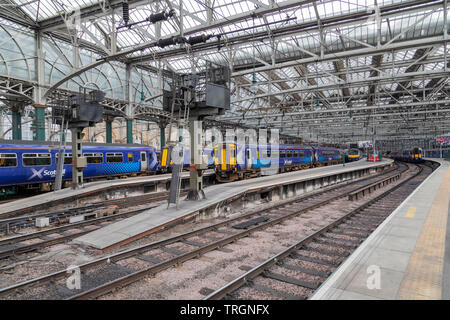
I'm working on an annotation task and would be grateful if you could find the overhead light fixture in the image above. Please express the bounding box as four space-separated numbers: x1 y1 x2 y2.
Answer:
250 72 258 93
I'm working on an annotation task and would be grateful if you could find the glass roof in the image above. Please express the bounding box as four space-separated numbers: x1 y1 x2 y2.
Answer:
3 0 448 120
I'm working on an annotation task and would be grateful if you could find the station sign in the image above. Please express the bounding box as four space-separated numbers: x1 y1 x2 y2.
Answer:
358 140 373 148
436 137 450 146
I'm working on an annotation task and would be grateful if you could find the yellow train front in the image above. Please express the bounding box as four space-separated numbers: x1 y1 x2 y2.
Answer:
213 143 341 182
409 147 423 163
213 143 239 182
392 147 423 163
346 148 361 162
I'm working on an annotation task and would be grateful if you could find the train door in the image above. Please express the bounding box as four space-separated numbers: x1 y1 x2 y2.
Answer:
140 151 147 171
245 146 252 170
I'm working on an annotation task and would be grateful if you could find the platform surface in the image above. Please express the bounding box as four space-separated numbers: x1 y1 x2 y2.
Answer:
74 159 392 250
0 170 214 216
311 159 450 300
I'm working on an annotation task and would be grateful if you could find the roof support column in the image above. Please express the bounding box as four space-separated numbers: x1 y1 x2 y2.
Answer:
10 107 22 140
126 118 133 144
105 118 113 143
32 104 46 141
111 9 117 54
33 30 47 141
126 64 134 144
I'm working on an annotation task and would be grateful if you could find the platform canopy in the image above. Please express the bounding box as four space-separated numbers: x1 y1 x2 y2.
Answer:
0 0 449 146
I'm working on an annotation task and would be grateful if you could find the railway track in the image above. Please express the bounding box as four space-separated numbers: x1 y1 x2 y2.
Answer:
0 191 179 234
203 162 436 300
0 161 417 300
0 191 191 260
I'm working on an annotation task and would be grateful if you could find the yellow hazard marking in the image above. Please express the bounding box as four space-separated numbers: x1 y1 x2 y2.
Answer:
353 185 362 187
405 206 416 218
398 165 450 299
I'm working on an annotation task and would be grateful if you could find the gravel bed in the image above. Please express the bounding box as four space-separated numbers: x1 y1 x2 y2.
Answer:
307 242 351 255
283 257 333 273
165 242 194 253
187 236 213 245
2 166 420 300
116 257 152 271
19 238 44 245
297 249 343 265
253 277 313 298
147 249 175 261
270 265 324 284
2 282 53 300
232 286 283 300
323 233 360 241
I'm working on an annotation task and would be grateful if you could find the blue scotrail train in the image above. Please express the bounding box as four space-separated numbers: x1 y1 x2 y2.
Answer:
0 139 346 195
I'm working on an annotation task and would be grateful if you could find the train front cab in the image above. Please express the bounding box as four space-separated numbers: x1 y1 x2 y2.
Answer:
410 148 423 163
159 146 172 173
214 143 238 182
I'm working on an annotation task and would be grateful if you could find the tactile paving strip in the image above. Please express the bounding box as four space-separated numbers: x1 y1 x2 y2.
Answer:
397 167 450 299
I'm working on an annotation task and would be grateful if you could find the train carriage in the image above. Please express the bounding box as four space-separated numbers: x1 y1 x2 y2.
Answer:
346 148 362 162
159 146 214 173
0 140 158 195
391 147 423 163
213 143 342 182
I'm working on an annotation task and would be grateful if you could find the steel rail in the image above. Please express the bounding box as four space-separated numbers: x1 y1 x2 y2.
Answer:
0 190 189 235
0 163 405 298
67 165 411 300
203 162 434 300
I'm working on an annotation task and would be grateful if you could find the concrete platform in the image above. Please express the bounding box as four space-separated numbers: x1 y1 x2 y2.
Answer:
74 159 393 250
311 159 450 300
0 170 214 217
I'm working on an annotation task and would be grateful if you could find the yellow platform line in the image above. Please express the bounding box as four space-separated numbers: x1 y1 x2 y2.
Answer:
397 165 450 299
405 206 416 218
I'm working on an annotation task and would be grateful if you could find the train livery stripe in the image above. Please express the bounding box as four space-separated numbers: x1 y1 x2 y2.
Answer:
161 149 168 167
221 148 226 171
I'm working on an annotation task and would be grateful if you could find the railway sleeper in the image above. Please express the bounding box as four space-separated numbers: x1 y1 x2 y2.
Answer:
303 245 349 258
319 234 361 246
289 252 339 267
262 270 319 290
180 239 204 248
312 238 355 250
326 229 366 240
160 246 186 256
136 254 164 265
248 282 306 300
332 226 371 236
277 262 330 278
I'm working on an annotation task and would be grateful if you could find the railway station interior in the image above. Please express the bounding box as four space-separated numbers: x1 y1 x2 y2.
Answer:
0 0 450 306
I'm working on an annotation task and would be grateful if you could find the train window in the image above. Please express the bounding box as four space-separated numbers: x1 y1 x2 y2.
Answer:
84 153 103 164
128 153 133 162
23 153 51 166
298 151 306 157
56 153 72 165
106 153 123 163
141 152 146 161
246 149 251 159
0 153 17 167
280 150 286 158
321 151 336 156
